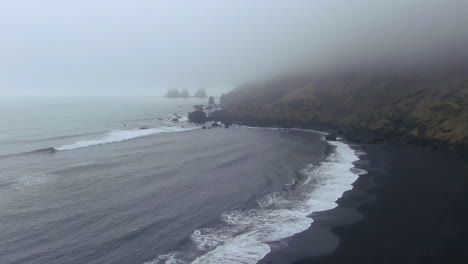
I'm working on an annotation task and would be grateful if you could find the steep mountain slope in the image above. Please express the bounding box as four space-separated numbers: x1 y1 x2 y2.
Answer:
220 69 468 154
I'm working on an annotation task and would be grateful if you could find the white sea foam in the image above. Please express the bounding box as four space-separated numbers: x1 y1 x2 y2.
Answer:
16 173 53 189
191 141 363 264
144 252 185 264
55 127 196 151
149 132 366 264
290 128 328 135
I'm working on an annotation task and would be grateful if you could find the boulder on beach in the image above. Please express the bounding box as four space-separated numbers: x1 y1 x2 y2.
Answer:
140 127 149 130
211 122 220 127
172 118 179 122
188 109 207 123
208 110 230 123
325 132 337 141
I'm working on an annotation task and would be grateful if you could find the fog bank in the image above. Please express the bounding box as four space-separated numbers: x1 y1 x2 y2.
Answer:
0 0 467 96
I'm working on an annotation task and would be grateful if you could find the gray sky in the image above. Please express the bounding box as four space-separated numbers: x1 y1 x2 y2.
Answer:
1 0 467 96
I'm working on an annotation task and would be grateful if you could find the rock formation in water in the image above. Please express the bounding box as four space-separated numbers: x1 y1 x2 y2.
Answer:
188 109 208 123
208 96 215 105
194 88 207 98
165 88 182 98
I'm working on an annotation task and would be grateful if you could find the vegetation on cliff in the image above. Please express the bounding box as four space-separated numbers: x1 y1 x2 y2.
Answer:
220 69 468 154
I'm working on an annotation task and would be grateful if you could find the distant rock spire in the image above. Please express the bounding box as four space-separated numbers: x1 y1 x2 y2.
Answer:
165 88 182 97
181 88 190 97
194 87 207 98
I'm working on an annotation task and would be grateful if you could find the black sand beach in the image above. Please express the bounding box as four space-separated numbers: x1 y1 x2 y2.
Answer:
260 143 468 264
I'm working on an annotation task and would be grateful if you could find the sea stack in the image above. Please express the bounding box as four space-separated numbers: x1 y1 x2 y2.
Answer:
208 96 215 105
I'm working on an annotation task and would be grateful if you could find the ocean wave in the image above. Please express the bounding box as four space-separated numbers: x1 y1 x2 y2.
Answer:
0 147 57 159
55 127 197 151
0 131 106 146
149 137 366 264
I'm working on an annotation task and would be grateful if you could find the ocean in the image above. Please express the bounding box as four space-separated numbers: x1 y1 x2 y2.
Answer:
0 97 363 264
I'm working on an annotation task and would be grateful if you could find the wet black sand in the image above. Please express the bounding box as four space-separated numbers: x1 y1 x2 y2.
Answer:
260 143 468 264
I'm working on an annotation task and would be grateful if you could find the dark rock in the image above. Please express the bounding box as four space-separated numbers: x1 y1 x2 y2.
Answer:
140 127 149 130
341 126 379 143
325 132 337 141
188 109 207 123
208 96 215 105
212 122 220 127
222 121 233 127
172 118 179 122
202 126 207 129
208 110 233 124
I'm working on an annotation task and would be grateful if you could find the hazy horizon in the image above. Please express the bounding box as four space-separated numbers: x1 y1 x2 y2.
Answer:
1 0 467 96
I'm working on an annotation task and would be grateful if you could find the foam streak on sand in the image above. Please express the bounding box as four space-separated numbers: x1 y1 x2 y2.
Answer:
54 127 196 151
149 135 366 264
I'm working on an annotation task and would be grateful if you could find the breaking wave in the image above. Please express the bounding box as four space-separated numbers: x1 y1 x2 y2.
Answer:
147 137 366 264
55 126 197 151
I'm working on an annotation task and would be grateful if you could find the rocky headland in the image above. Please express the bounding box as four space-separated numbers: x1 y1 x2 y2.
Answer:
187 96 233 128
206 68 468 157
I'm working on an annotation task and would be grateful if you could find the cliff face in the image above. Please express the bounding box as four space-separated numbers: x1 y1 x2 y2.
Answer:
220 70 468 153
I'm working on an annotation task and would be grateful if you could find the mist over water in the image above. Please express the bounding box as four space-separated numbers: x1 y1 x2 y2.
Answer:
1 0 467 96
0 97 202 155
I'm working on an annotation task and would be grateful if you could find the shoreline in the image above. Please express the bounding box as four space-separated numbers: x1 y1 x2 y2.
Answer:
258 142 468 264
207 107 468 159
238 126 365 263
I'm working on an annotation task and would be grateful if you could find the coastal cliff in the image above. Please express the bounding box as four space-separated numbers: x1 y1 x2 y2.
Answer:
219 69 468 156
